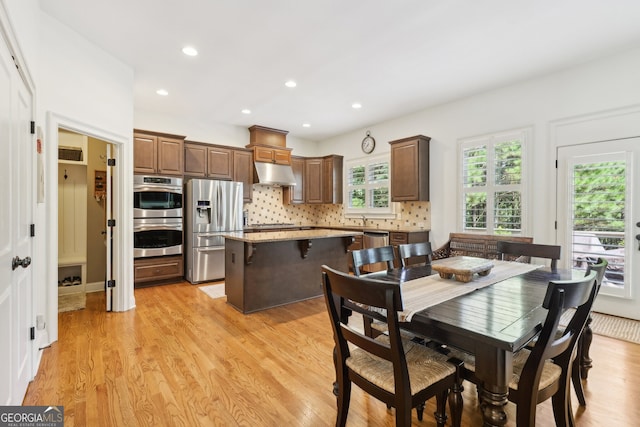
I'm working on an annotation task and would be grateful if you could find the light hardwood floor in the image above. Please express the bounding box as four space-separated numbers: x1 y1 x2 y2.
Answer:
24 281 640 426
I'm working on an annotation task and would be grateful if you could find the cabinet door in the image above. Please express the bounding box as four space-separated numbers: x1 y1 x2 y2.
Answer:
157 136 184 176
254 146 275 163
305 158 323 203
391 140 419 200
273 149 291 165
233 150 253 202
284 156 305 204
133 134 157 174
322 155 343 204
184 143 207 177
207 146 233 180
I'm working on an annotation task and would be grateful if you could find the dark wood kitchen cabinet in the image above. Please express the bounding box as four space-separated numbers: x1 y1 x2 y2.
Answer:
304 158 323 203
304 155 343 204
389 135 430 201
233 148 253 202
134 255 184 287
134 129 185 176
253 146 292 165
323 155 343 204
184 141 233 180
283 156 305 204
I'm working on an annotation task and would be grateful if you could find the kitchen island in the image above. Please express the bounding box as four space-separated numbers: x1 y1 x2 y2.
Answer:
223 229 361 313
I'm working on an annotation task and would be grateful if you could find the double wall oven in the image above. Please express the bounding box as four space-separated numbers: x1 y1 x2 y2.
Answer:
133 175 183 258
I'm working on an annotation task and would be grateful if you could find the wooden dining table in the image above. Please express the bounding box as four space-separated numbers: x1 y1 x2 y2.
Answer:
362 262 577 427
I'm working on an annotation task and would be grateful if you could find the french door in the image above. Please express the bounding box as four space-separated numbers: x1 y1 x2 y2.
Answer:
557 138 640 320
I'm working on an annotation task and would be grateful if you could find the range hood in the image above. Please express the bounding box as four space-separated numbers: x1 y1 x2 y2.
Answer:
254 162 297 187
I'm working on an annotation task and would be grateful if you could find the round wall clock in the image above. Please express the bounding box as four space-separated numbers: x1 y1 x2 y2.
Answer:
361 131 376 154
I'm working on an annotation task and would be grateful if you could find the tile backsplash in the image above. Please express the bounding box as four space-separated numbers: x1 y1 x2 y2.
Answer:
244 184 430 230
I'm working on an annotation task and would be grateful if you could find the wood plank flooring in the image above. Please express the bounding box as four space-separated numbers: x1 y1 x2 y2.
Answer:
24 281 640 426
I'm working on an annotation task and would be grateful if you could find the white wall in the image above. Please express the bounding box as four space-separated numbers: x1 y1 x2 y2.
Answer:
320 47 640 248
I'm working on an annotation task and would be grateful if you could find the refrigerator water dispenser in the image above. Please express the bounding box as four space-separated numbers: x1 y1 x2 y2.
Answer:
195 201 211 225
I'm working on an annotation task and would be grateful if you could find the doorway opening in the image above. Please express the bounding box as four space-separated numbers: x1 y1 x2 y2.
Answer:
57 129 113 313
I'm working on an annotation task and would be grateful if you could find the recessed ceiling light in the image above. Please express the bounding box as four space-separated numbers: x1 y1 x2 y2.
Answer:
156 89 169 96
352 102 362 109
302 123 311 128
182 46 198 56
285 80 297 88
241 109 251 114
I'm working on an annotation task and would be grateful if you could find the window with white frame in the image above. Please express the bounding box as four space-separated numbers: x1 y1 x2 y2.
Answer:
459 128 530 234
345 154 394 216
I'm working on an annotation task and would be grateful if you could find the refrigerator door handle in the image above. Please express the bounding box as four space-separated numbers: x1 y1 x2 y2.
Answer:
196 247 225 253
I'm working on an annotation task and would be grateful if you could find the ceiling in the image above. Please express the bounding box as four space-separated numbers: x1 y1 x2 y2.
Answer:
39 0 640 141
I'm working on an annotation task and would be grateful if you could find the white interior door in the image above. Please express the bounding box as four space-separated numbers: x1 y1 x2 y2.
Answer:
557 138 640 320
0 28 34 404
105 144 113 311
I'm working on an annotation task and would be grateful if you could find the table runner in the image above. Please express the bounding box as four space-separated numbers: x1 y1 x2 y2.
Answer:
400 260 542 321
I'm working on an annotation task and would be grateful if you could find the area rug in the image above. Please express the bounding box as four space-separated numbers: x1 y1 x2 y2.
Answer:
58 293 86 313
199 283 226 300
561 310 640 344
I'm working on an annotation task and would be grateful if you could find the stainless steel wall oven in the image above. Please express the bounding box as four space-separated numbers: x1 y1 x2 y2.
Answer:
133 175 183 258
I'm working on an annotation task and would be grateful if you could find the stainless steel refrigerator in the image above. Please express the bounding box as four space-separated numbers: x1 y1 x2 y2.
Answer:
185 179 243 283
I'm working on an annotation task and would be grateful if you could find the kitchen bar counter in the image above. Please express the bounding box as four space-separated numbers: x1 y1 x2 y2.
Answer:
224 228 362 243
224 229 361 313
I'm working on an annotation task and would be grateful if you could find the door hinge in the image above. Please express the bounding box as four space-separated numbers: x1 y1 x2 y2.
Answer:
30 121 35 134
555 159 558 168
107 219 116 227
107 280 116 288
30 327 35 340
30 224 35 237
107 158 116 166
555 221 558 230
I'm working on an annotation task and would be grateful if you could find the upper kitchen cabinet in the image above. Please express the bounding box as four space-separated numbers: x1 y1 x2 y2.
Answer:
134 129 185 176
283 156 305 204
389 135 430 201
248 125 292 165
323 155 343 204
232 148 254 202
304 155 343 204
184 141 233 180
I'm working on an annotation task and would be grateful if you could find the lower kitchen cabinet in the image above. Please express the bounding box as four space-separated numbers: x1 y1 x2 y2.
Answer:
134 255 184 287
389 231 430 267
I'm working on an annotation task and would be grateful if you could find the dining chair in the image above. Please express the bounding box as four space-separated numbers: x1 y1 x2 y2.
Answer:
497 240 562 272
447 270 597 426
321 265 464 427
573 257 608 406
351 245 396 276
351 245 397 337
397 242 433 268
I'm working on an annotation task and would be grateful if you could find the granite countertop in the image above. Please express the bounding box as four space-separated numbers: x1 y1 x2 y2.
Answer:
313 224 431 233
224 228 363 243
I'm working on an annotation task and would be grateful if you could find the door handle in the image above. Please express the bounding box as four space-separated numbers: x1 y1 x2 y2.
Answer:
12 256 31 270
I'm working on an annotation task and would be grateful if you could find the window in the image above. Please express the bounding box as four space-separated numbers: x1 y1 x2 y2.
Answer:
345 154 394 216
459 128 529 234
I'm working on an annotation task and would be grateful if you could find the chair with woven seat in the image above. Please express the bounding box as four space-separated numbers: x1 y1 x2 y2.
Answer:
351 245 397 337
397 242 433 268
573 257 608 406
497 240 562 272
447 270 598 426
321 265 464 427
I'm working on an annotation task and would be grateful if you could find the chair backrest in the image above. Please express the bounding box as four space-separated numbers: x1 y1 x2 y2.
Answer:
321 265 410 396
497 241 562 272
518 271 597 401
585 257 608 295
351 245 396 276
397 242 433 268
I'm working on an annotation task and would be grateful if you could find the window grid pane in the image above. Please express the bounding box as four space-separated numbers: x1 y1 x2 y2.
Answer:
463 146 487 188
494 191 521 232
464 193 487 229
494 141 522 185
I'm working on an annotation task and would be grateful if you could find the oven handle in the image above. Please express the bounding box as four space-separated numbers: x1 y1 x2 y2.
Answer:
134 184 182 193
134 223 183 232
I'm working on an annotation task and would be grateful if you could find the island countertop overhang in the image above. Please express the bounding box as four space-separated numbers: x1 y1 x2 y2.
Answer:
223 228 363 243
